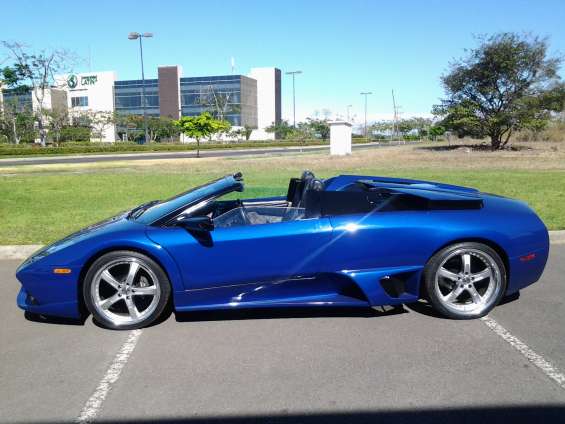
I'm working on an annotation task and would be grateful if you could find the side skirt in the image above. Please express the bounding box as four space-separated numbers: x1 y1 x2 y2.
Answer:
172 266 424 312
173 274 370 312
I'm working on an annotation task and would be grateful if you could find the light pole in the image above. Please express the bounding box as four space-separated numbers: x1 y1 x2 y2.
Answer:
128 32 153 144
360 92 372 139
285 70 302 127
346 104 353 122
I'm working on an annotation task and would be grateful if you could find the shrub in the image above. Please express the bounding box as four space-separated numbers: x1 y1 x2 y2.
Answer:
59 126 91 143
513 120 565 142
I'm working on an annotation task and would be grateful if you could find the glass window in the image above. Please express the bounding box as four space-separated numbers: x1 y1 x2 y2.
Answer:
71 96 88 107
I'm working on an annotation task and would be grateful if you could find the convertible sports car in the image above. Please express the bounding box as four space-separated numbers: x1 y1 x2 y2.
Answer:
16 171 549 330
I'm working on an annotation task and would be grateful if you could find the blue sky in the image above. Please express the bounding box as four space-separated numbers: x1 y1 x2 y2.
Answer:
2 0 564 124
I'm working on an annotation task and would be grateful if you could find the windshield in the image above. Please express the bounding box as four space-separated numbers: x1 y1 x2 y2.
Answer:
130 175 243 224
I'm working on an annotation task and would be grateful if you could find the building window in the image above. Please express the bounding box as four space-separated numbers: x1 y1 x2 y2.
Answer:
71 96 89 107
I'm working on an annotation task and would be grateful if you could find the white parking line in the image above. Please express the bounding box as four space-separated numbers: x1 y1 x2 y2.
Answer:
481 316 565 390
75 329 143 423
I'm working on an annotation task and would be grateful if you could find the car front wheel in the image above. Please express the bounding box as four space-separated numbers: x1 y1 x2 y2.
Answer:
424 242 506 319
83 250 171 330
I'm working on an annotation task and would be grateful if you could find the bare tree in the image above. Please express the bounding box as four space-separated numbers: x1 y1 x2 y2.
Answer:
46 107 69 145
1 41 76 146
196 84 238 121
89 111 114 142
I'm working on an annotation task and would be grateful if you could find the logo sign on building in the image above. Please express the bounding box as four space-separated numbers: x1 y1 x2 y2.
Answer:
67 74 98 89
67 74 78 89
81 75 98 85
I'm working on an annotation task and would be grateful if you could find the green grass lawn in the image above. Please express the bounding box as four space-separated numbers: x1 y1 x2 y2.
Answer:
1 167 564 245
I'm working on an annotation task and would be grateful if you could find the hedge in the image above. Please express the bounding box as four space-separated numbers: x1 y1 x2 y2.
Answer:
0 139 372 157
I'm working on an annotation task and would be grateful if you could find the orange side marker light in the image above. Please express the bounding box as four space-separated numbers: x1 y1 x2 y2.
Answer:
520 253 536 262
53 268 72 274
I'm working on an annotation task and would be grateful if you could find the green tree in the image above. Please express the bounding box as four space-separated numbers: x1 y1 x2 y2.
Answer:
59 125 90 142
369 121 393 139
305 118 330 140
146 116 180 142
231 125 255 141
1 65 34 144
1 65 30 93
114 113 143 142
173 112 230 157
0 109 37 143
434 33 564 150
265 120 293 139
0 98 34 144
396 119 414 136
428 125 446 141
243 125 254 141
394 117 433 139
290 123 313 142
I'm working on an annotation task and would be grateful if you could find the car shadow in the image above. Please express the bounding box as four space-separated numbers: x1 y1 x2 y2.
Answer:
24 405 565 424
24 294 521 327
175 305 407 323
500 291 521 305
24 311 87 326
404 300 445 318
405 292 521 318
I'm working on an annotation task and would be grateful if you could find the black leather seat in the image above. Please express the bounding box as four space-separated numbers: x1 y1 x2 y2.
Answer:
300 178 324 217
288 170 316 207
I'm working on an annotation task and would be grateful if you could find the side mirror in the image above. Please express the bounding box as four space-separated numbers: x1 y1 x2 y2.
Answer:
175 216 214 233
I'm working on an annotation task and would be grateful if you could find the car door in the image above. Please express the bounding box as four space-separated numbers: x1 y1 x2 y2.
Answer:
146 216 333 292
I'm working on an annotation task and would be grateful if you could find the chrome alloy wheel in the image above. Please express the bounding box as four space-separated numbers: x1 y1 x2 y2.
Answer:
90 258 161 326
434 248 502 316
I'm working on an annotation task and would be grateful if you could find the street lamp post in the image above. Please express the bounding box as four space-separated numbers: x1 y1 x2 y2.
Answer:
128 32 153 144
285 70 302 127
360 92 372 139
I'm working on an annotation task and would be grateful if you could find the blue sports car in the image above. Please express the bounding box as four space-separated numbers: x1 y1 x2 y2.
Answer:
16 171 549 330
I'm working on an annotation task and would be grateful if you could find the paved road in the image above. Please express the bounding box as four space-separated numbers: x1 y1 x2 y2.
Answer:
0 142 395 167
1 246 564 424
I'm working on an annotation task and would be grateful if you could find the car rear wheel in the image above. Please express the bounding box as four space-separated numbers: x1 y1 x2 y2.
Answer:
424 242 506 319
83 251 171 330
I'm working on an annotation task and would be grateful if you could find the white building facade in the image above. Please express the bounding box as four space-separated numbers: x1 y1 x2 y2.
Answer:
52 66 281 142
248 67 282 140
56 71 117 142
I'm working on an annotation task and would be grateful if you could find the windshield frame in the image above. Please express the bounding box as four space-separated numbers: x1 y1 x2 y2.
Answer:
130 174 244 225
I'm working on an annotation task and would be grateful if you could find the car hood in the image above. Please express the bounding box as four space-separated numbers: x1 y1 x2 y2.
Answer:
21 211 132 266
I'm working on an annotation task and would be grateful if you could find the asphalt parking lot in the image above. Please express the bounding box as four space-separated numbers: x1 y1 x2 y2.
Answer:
1 246 564 424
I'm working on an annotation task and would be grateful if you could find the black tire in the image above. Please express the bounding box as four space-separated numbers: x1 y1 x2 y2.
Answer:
83 250 171 330
424 242 507 320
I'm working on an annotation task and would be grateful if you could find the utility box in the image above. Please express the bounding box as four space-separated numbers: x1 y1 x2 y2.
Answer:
329 121 352 155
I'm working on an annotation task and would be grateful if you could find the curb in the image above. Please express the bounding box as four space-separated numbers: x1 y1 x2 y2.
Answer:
0 245 43 261
550 230 565 245
2 231 565 261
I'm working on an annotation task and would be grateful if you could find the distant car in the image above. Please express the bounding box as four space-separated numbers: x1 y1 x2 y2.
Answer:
16 171 549 329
